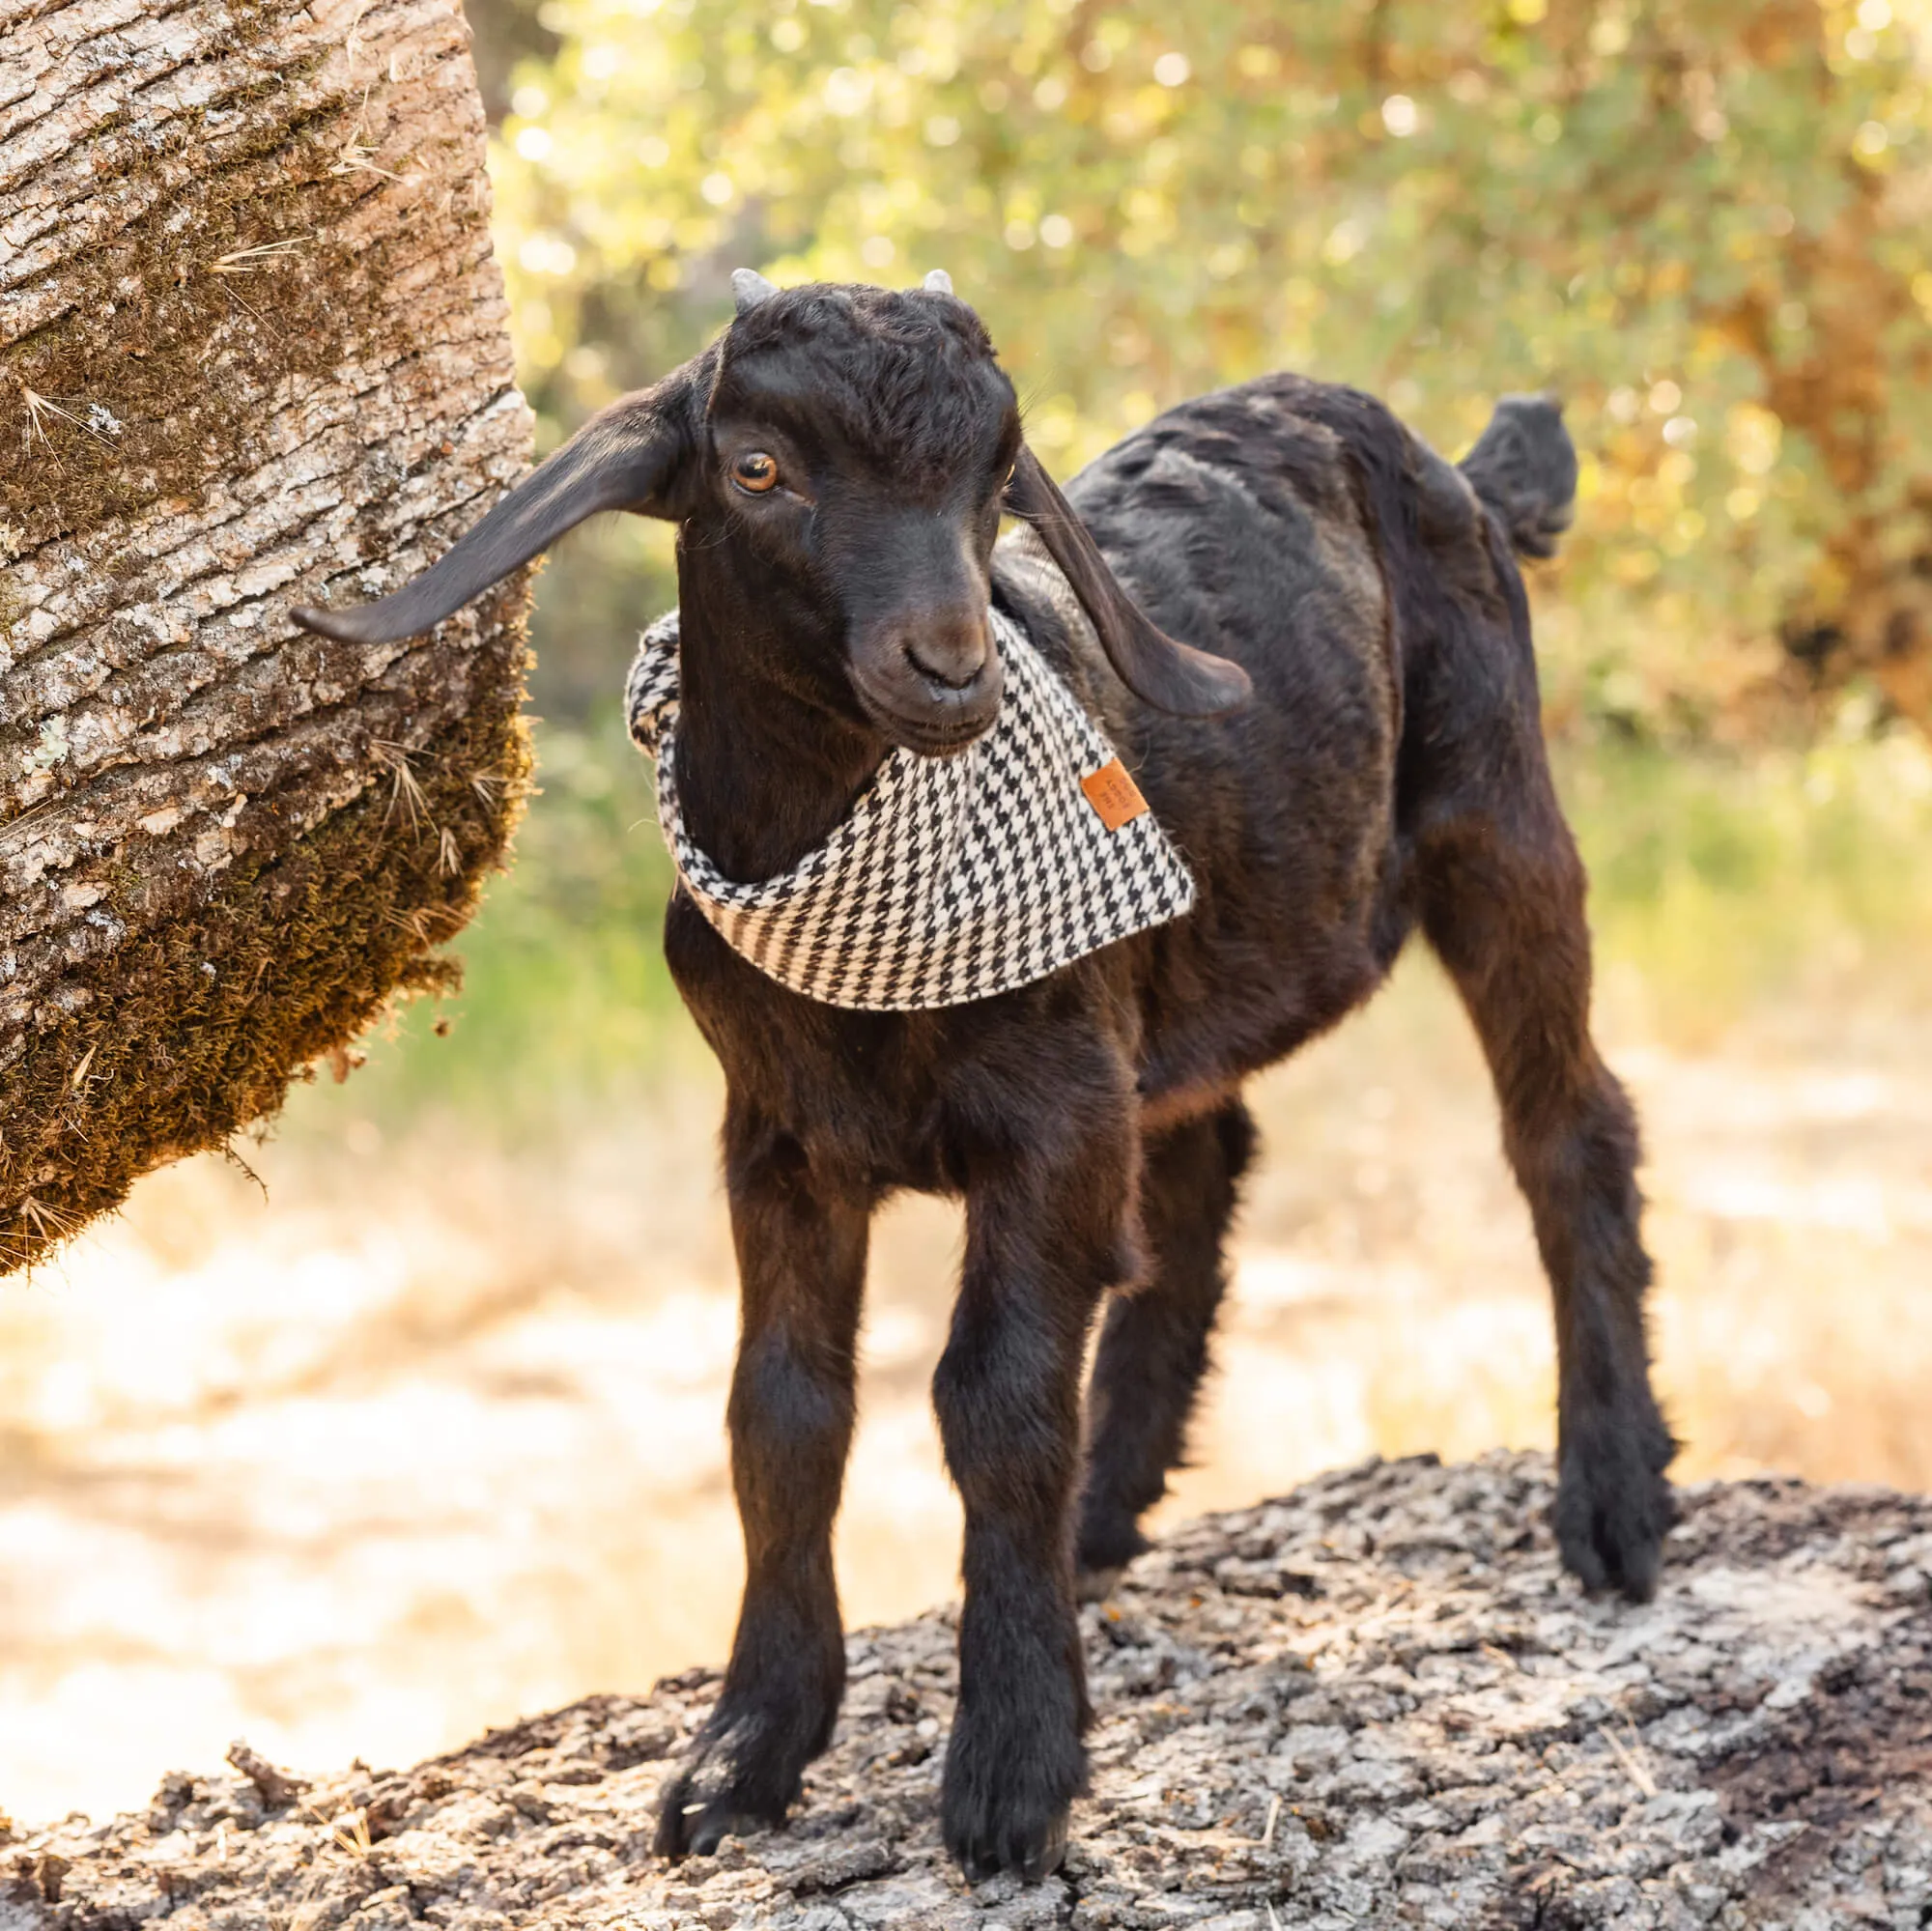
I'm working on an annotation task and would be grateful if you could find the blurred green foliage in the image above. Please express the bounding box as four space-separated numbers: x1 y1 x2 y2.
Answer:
478 0 1932 738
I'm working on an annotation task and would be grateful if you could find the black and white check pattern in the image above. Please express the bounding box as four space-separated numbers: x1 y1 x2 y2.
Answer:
625 609 1196 1011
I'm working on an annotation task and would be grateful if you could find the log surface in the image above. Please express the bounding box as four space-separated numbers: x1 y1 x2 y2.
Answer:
0 0 533 1269
6 1453 1929 1929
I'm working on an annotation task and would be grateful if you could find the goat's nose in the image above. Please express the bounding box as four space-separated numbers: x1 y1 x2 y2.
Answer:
903 619 990 691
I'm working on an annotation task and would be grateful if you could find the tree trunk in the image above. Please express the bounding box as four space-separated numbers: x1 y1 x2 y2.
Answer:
0 0 534 1272
6 1454 1929 1926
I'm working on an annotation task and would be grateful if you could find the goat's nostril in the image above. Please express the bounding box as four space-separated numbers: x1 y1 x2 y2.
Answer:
904 637 987 691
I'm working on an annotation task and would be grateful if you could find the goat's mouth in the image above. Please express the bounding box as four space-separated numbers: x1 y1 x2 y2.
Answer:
850 663 1005 759
861 696 1001 758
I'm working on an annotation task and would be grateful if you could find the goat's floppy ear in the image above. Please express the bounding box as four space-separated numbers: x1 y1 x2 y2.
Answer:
1004 444 1251 717
292 374 702 645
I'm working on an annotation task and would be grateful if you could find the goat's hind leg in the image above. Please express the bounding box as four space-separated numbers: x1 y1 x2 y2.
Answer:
654 1108 869 1858
1074 1099 1255 1593
1419 808 1675 1601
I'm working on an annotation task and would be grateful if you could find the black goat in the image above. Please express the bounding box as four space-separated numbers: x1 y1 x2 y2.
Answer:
296 277 1674 1883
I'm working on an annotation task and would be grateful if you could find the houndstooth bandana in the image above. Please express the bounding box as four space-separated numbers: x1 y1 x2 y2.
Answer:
624 608 1195 1011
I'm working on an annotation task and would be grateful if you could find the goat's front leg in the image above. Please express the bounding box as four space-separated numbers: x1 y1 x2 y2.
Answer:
654 1109 869 1858
933 1107 1139 1881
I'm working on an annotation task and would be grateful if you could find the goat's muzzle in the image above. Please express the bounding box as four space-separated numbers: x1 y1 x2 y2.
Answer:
849 609 1005 756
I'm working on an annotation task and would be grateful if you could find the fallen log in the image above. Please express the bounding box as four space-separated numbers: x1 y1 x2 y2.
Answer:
6 1453 1928 1927
0 0 534 1271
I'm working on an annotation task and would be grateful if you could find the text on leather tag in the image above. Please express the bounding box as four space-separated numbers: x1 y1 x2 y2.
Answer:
1081 758 1150 831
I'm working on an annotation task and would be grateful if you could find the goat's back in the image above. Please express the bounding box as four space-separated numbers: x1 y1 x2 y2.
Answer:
1005 373 1544 1098
1025 378 1410 1090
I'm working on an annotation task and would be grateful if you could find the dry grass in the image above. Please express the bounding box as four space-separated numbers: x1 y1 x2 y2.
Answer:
372 740 434 841
18 385 120 463
2 949 1926 1828
208 240 309 276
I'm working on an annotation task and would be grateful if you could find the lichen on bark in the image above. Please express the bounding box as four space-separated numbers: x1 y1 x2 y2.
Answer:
0 0 536 1269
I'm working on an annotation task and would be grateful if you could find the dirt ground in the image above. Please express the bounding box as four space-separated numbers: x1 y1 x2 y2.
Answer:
2 955 1928 1830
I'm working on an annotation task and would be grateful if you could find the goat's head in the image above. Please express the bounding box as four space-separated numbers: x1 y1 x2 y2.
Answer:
294 274 1249 752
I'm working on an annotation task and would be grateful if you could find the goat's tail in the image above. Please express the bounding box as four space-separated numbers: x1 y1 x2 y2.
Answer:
1457 393 1577 560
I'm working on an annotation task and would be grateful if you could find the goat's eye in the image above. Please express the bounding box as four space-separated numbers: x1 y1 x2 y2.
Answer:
731 451 780 495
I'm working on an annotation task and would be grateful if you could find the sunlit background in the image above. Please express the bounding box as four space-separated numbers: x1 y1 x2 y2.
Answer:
6 0 1932 1832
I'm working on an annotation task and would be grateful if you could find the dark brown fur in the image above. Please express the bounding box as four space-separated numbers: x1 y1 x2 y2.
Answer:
295 289 1673 1884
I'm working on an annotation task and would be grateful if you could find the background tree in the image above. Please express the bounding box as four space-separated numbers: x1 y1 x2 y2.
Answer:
481 0 1932 741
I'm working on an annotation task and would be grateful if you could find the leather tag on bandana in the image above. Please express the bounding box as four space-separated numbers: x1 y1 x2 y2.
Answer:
1081 758 1150 831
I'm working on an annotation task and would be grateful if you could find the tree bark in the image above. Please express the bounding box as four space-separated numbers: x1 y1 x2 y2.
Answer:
0 0 534 1271
5 1454 1928 1928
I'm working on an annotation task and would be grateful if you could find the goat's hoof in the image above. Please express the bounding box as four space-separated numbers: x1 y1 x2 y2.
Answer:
651 1755 790 1861
1072 1511 1148 1598
947 1794 1071 1886
1554 1421 1678 1604
1073 1562 1124 1604
942 1712 1084 1883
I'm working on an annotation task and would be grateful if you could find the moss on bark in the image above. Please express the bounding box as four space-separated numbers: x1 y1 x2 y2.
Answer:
1 633 532 1271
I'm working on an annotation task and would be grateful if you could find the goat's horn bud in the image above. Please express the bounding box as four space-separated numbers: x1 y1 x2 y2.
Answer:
923 268 953 295
730 268 779 313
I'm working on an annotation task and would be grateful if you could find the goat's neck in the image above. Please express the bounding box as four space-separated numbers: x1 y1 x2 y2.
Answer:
671 547 887 884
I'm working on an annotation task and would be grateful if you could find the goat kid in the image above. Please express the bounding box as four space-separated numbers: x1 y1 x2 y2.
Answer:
296 272 1675 1883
